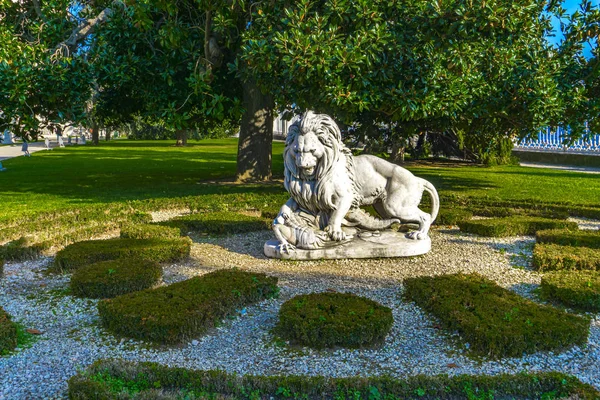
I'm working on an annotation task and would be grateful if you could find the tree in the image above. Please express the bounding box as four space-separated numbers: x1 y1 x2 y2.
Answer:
241 0 598 161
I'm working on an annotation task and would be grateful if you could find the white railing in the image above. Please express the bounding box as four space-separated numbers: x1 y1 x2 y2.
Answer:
515 126 600 153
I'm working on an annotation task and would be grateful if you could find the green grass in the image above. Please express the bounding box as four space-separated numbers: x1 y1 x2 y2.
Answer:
69 359 600 399
1 139 599 230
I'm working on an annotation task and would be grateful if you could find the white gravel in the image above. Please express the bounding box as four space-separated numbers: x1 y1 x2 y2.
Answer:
1 220 600 399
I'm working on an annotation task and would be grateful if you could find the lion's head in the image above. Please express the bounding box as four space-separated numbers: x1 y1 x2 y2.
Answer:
284 111 351 213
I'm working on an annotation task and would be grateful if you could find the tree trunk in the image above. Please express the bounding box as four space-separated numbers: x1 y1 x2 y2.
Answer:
175 130 188 146
92 123 99 145
236 80 274 181
105 128 110 141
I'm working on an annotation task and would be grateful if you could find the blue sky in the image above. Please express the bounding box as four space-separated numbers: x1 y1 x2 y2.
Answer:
548 0 599 58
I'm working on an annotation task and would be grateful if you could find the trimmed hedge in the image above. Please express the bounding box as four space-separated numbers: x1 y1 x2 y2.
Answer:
541 271 600 312
433 208 473 226
162 211 270 235
52 237 191 273
533 243 600 271
0 258 4 277
536 229 600 249
70 259 163 299
470 207 570 220
120 224 181 240
403 273 589 358
457 217 578 237
275 292 394 349
68 359 600 400
0 237 49 262
97 269 278 344
0 307 18 355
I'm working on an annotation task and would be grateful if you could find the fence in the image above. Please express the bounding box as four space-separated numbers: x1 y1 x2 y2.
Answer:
515 126 600 153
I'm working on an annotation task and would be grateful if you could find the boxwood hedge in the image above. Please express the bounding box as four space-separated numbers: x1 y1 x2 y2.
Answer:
533 243 600 271
0 237 49 262
120 224 181 240
275 292 394 349
68 359 600 400
457 217 577 237
0 307 17 355
536 229 600 249
97 269 278 344
162 211 270 235
70 259 163 299
52 237 191 273
541 271 600 312
0 258 4 277
433 208 473 226
403 273 589 358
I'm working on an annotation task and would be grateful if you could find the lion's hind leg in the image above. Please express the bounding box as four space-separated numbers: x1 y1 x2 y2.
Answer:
383 203 432 240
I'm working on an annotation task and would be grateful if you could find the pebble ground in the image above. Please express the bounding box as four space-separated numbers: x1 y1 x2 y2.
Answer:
1 219 599 399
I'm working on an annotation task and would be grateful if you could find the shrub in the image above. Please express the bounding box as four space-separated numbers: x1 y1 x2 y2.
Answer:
457 217 577 237
68 359 600 400
403 273 589 358
120 224 181 240
536 229 600 249
533 243 600 272
52 237 191 273
470 207 569 219
0 258 4 277
162 211 270 235
433 208 473 226
0 307 18 355
70 259 163 299
97 269 278 344
541 271 600 312
275 292 393 349
0 237 49 261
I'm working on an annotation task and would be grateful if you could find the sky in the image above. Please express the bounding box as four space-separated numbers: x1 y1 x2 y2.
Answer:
548 0 599 58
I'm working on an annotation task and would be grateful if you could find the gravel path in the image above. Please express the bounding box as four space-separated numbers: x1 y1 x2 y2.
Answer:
1 222 600 399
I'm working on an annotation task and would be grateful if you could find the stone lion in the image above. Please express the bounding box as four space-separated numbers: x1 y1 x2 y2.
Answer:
280 111 439 243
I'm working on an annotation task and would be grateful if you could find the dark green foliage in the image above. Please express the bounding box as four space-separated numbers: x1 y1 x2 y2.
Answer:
68 359 600 399
0 307 18 355
533 243 600 272
0 258 4 277
536 229 600 249
0 237 49 261
433 208 473 226
275 293 394 349
458 217 577 237
70 259 163 299
52 237 191 273
97 269 278 344
120 224 181 240
162 211 270 235
470 207 569 220
403 273 589 358
541 271 600 312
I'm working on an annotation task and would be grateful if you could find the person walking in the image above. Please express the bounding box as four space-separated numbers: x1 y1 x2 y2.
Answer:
21 138 31 157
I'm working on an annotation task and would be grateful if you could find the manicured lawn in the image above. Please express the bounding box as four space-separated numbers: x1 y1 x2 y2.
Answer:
0 139 599 226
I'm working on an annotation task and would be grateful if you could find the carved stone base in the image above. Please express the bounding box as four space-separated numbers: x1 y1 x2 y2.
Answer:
264 229 431 260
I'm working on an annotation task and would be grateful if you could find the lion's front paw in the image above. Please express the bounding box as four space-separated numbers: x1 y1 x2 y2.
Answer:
325 225 347 241
407 231 428 240
278 243 296 254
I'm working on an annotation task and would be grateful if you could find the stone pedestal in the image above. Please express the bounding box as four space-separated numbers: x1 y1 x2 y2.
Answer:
264 228 431 260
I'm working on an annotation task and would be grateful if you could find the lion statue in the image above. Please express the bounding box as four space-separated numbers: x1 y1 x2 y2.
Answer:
274 111 439 250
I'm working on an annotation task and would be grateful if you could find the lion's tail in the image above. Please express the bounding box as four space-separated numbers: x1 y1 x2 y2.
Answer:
421 178 440 223
345 208 400 230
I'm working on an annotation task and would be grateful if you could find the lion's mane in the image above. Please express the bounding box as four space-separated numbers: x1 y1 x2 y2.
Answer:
284 111 356 216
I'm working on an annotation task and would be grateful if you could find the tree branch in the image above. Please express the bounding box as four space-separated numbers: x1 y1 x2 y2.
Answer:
32 0 46 21
53 7 114 57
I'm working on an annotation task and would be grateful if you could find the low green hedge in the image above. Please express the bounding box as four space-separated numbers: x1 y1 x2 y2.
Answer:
275 292 394 349
533 243 600 271
120 224 181 240
541 271 600 312
0 258 4 277
0 307 18 355
162 211 270 235
433 208 473 226
536 229 600 249
70 259 163 299
457 217 578 237
470 207 570 220
52 237 191 273
68 359 600 400
0 237 49 261
98 269 278 344
403 273 589 358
